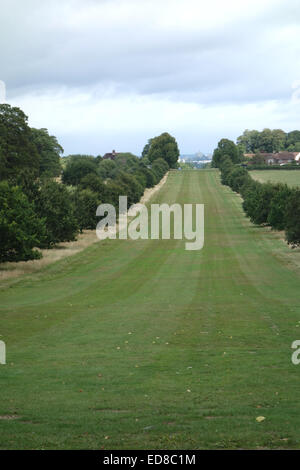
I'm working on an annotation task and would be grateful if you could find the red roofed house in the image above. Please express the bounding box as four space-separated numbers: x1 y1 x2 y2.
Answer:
246 152 300 165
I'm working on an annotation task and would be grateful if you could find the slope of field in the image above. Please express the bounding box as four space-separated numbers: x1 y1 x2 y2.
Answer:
1 170 300 450
251 170 300 187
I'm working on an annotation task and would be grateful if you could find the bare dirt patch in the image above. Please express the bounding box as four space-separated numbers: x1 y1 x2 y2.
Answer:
0 415 20 420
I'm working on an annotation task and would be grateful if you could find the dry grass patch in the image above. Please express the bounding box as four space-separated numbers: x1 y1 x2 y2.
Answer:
0 230 99 281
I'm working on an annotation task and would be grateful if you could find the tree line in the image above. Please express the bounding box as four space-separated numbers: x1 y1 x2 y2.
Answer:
237 129 300 154
212 138 300 247
0 103 179 262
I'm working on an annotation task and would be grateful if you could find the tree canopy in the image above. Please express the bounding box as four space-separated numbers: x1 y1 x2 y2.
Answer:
237 128 300 154
0 181 45 262
31 128 63 177
0 104 40 182
212 139 240 167
146 132 179 168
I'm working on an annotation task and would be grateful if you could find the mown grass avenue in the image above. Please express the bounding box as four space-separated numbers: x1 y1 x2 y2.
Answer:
1 170 300 449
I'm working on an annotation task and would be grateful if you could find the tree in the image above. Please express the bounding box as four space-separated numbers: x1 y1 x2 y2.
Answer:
243 182 277 225
286 130 300 150
142 139 153 158
0 104 40 183
105 180 128 209
114 153 140 171
98 159 117 179
35 180 78 247
115 172 144 206
137 164 156 188
147 133 179 168
151 158 169 183
237 130 261 153
212 139 239 167
31 128 63 177
272 129 286 153
228 167 250 193
268 184 292 231
62 156 98 186
0 181 45 262
258 128 274 153
242 181 262 223
285 189 300 247
79 173 106 195
220 155 234 186
73 188 101 232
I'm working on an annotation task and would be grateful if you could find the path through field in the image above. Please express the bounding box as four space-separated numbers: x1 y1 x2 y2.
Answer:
1 170 300 449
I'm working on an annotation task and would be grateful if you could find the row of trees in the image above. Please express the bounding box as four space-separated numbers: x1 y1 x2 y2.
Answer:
212 139 300 247
0 103 179 262
237 129 300 154
61 153 170 233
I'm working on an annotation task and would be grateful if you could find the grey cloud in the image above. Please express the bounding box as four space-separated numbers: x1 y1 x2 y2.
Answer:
1 0 300 105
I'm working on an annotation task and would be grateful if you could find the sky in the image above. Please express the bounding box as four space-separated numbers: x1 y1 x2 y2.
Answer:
1 0 300 156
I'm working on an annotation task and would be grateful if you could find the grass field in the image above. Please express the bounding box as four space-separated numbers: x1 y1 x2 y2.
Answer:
251 170 300 187
1 170 300 450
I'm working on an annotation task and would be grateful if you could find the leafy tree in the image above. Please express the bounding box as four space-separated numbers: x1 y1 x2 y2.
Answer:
287 142 300 152
243 182 277 225
237 129 261 153
268 184 292 230
271 129 286 152
147 133 179 168
258 128 274 153
140 156 150 167
242 181 262 223
137 165 156 188
98 159 117 179
237 128 295 154
115 172 144 206
285 189 300 247
286 131 300 150
30 128 63 177
133 171 147 189
152 158 169 183
105 180 128 209
142 139 153 159
79 173 106 195
0 181 45 262
115 153 140 171
228 166 248 192
220 155 234 186
0 104 40 182
35 180 78 247
73 188 101 231
62 157 98 186
212 139 240 167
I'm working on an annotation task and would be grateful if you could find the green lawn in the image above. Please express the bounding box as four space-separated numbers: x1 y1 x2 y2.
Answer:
1 170 300 450
251 170 300 187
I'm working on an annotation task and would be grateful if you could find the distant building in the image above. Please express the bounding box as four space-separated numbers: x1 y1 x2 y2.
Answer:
103 150 118 160
246 151 300 165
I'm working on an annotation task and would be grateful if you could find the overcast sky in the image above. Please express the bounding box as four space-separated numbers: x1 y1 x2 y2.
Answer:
1 0 300 156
